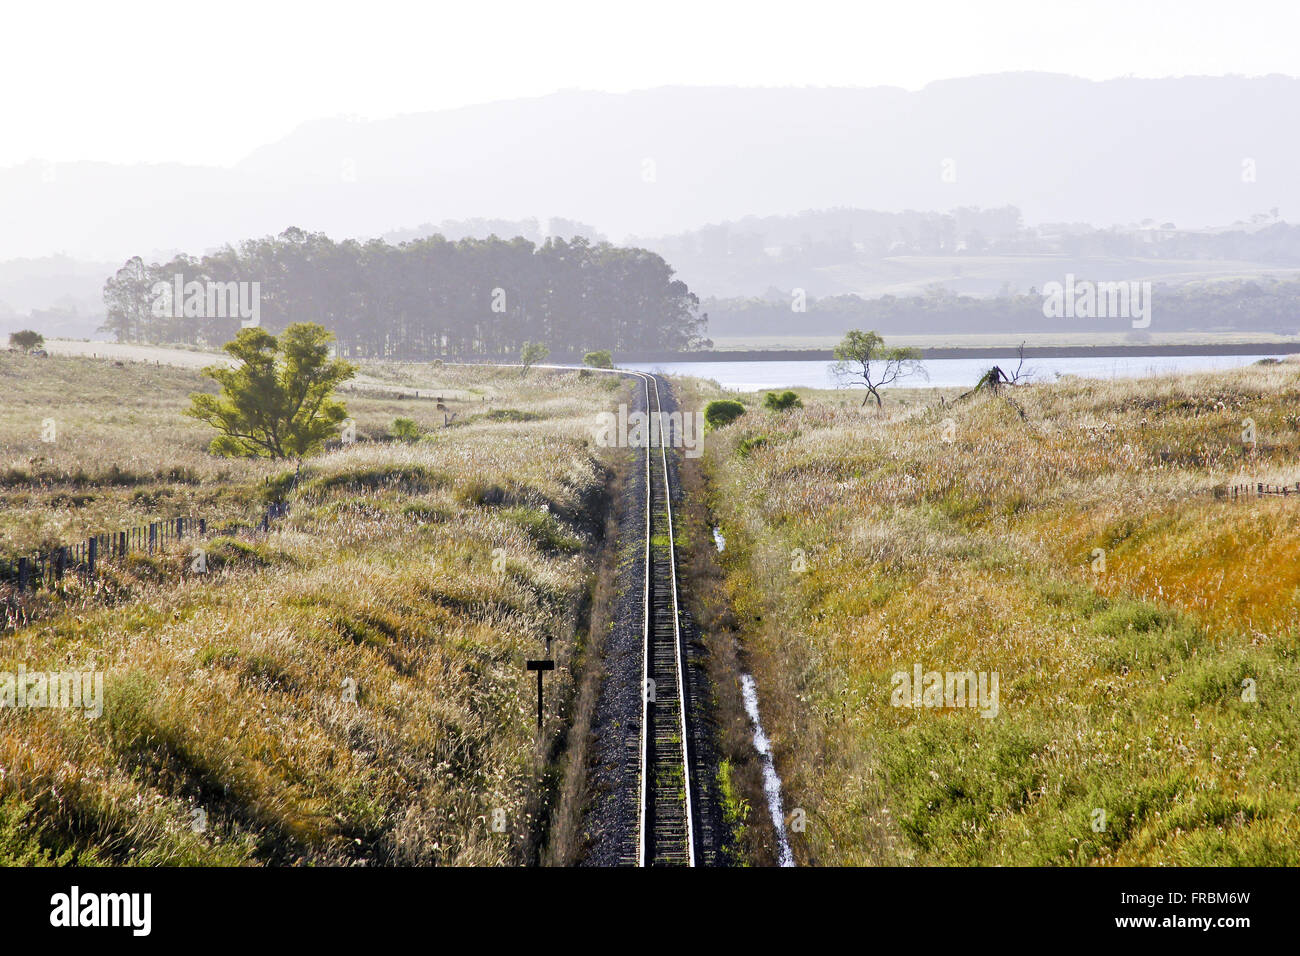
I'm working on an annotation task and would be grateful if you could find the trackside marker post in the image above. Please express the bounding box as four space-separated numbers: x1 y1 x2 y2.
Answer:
526 659 555 730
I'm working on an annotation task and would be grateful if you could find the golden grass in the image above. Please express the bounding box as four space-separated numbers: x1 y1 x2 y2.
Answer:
0 354 625 865
693 363 1300 866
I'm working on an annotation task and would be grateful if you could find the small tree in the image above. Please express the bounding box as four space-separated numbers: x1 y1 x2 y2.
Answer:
8 330 44 351
186 323 357 460
520 341 549 376
764 390 803 411
704 399 746 429
832 329 924 408
583 349 613 369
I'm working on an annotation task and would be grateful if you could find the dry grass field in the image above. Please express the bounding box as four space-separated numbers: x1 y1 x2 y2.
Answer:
0 351 627 865
7 343 1296 868
690 362 1300 866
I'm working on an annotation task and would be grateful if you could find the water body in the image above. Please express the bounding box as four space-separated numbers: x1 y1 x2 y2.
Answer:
626 354 1278 392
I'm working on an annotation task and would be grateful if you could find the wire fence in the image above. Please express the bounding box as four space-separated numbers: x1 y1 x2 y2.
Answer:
0 502 291 593
1221 482 1300 499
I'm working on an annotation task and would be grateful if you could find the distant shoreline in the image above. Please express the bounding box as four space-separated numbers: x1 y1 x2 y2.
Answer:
608 343 1300 363
45 338 1300 366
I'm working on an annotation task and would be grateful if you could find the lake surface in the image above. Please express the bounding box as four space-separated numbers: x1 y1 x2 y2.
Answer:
625 354 1279 392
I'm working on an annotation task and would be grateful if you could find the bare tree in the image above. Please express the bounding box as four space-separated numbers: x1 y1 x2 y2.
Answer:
1006 341 1032 384
832 329 925 408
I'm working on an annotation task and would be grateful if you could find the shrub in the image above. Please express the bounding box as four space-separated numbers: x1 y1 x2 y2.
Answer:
306 464 448 496
704 399 746 429
484 408 541 423
583 350 614 369
261 469 298 504
763 390 803 411
520 341 549 375
503 505 582 552
456 478 517 507
392 417 421 442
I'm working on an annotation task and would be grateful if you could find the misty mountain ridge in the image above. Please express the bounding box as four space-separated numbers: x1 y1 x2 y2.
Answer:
5 73 1297 263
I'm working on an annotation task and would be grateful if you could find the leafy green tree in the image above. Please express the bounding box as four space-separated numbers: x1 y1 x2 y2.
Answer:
8 330 44 351
520 341 549 375
832 329 924 408
583 349 613 369
704 399 746 429
186 323 357 459
764 390 802 411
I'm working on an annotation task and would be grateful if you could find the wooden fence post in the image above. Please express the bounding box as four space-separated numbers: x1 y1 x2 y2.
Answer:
88 537 97 576
199 518 206 535
18 557 28 591
149 523 156 553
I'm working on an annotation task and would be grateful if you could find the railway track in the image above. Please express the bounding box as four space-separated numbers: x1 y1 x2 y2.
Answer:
632 372 696 867
444 362 705 866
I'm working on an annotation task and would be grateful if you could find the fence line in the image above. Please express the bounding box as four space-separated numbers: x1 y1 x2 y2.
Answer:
1 501 291 594
1223 482 1300 499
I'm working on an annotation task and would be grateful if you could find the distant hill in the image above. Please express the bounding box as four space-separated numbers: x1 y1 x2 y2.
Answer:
631 208 1300 298
0 255 113 339
2 74 1297 261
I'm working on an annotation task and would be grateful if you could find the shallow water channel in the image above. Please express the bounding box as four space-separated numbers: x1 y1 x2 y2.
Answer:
713 526 795 866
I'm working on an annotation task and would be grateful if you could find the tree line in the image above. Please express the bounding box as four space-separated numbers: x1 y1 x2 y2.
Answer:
101 227 708 358
706 278 1300 338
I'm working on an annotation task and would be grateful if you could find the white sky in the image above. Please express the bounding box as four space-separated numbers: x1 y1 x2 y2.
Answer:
5 0 1298 167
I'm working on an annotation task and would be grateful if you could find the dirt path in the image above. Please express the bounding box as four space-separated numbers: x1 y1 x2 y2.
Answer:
45 339 234 368
43 339 485 400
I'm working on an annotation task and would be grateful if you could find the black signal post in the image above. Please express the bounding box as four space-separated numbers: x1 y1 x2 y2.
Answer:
525 659 555 730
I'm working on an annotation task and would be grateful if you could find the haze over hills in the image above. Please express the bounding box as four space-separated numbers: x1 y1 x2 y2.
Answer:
5 73 1297 264
382 207 1300 299
6 73 1300 340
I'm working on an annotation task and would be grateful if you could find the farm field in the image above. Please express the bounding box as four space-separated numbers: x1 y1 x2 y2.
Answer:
782 254 1300 301
689 363 1300 865
0 351 628 865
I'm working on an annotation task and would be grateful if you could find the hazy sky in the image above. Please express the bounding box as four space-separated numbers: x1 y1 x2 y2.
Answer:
7 0 1298 168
